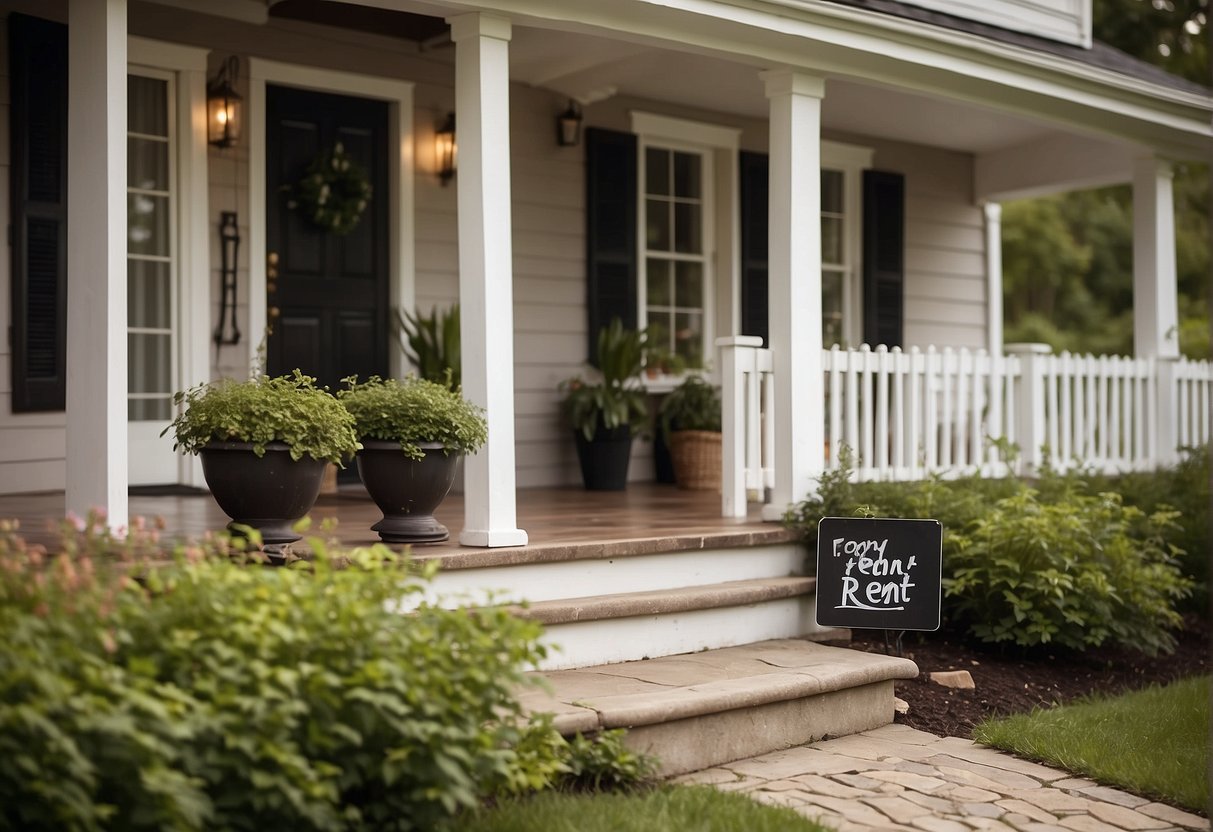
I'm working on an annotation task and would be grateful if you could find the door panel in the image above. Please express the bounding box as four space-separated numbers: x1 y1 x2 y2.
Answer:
266 85 390 390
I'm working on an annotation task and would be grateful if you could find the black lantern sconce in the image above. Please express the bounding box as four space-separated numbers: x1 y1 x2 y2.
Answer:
435 112 456 185
207 56 242 149
557 99 583 147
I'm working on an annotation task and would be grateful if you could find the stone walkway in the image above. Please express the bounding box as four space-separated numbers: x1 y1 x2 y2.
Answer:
672 723 1209 832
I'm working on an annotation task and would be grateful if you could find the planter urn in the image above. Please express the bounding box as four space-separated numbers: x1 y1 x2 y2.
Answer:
356 440 460 543
199 440 328 545
573 424 634 491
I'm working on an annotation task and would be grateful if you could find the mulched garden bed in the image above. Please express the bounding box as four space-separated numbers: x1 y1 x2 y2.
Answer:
827 613 1211 739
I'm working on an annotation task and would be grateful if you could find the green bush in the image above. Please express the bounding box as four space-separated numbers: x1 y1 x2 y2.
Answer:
944 490 1191 653
0 517 566 831
784 447 1194 654
556 730 656 793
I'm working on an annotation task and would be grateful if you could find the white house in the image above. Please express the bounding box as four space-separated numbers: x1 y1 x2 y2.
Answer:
1 0 1210 546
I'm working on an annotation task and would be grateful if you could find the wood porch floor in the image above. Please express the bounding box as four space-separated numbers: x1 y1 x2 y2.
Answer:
0 482 796 558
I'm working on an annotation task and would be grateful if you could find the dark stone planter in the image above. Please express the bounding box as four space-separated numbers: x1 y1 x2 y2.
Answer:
356 440 460 544
199 441 328 545
573 425 634 491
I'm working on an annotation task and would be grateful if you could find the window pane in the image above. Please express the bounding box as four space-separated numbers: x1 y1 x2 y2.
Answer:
129 398 172 421
674 260 703 309
646 198 671 251
128 332 172 397
128 193 170 256
673 202 702 254
646 258 672 306
646 311 672 353
128 260 172 329
821 169 843 214
673 152 701 198
645 147 670 196
823 268 844 347
674 311 704 368
128 137 169 192
128 75 168 136
822 216 844 266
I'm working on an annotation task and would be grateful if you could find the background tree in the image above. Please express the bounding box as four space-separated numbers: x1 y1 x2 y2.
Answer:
1002 0 1209 360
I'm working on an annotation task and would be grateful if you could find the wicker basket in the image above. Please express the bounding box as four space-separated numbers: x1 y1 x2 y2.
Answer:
668 430 722 492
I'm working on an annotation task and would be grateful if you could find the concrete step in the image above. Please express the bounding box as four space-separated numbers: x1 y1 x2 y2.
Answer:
520 638 918 776
516 576 822 670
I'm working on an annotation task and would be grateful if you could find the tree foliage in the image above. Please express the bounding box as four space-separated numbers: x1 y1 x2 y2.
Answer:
1002 0 1210 360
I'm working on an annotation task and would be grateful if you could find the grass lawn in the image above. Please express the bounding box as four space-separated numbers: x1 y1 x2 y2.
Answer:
460 785 831 832
973 674 1209 812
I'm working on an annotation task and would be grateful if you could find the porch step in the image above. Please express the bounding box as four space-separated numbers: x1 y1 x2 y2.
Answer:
515 576 820 670
520 638 919 776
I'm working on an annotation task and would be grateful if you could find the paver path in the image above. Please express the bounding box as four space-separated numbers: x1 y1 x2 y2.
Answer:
672 723 1209 832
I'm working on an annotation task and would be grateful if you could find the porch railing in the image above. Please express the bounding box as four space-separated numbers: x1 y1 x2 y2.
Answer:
719 340 1213 517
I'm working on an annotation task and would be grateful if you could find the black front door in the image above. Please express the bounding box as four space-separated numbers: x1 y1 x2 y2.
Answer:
266 85 390 389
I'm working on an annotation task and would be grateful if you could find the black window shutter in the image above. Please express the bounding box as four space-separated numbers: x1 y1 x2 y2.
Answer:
739 151 769 347
9 13 68 412
862 170 905 349
584 127 637 361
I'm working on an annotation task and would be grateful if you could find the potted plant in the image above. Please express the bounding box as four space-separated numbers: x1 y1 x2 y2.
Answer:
560 319 649 490
338 376 487 543
659 375 723 491
397 303 461 389
165 370 360 545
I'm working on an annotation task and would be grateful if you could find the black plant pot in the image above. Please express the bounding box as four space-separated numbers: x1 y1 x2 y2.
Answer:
356 440 460 544
573 425 634 491
199 441 328 545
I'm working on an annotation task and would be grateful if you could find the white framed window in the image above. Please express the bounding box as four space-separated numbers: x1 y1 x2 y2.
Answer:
641 142 711 369
127 68 178 422
821 141 873 347
631 112 740 375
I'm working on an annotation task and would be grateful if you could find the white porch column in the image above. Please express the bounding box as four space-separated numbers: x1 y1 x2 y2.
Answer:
449 13 527 548
761 70 825 522
1132 156 1180 464
1132 157 1180 359
66 0 127 525
983 202 1004 356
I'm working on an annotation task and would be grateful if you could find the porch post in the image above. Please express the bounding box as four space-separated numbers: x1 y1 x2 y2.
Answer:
65 0 127 524
760 69 825 522
449 13 528 548
1132 156 1180 464
983 202 1004 356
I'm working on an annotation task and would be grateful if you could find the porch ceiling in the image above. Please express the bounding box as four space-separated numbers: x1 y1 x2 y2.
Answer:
506 25 1094 157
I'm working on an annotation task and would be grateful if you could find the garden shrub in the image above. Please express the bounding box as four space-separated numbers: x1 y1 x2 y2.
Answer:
944 490 1191 653
785 447 1195 653
556 729 656 793
0 517 570 832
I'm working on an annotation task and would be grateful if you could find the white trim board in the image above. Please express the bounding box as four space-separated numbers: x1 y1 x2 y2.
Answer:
247 59 416 378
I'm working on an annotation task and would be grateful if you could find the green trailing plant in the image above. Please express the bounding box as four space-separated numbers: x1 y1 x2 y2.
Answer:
560 319 649 442
0 515 568 832
164 369 360 464
397 304 461 390
338 375 487 460
658 376 721 437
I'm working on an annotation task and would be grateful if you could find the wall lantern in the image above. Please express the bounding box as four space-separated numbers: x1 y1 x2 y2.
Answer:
435 112 456 185
207 56 242 149
557 99 582 147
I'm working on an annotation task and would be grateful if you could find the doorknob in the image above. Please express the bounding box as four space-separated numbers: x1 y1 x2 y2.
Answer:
268 306 280 320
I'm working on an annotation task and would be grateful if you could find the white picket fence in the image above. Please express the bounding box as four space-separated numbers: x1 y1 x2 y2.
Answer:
720 340 1213 516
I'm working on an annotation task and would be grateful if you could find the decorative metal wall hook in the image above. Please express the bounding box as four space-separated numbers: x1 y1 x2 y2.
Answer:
214 211 241 345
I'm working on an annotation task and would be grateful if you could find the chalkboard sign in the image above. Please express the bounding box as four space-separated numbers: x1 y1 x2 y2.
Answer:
815 517 942 631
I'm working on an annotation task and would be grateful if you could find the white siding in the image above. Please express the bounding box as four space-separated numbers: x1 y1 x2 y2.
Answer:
896 0 1090 47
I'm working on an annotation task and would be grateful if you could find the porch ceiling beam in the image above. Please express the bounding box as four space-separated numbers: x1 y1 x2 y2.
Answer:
761 69 825 521
393 0 1213 159
450 12 529 548
66 0 128 524
974 134 1138 203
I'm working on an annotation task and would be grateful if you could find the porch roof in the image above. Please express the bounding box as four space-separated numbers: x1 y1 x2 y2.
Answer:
823 0 1212 97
